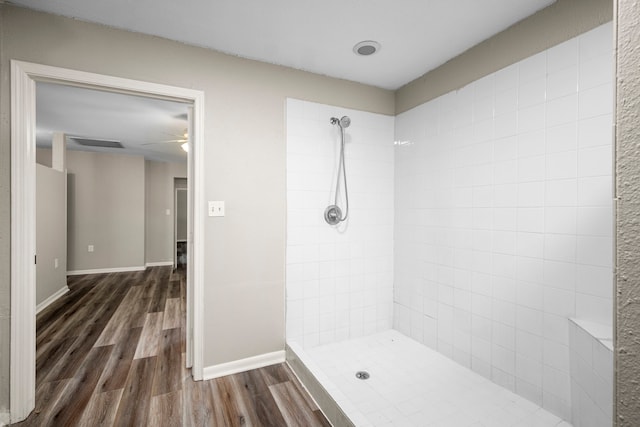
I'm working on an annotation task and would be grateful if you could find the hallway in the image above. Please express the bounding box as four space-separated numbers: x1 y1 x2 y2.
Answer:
15 267 329 426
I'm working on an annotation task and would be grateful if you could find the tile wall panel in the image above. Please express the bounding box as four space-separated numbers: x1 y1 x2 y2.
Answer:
393 23 613 421
286 99 395 349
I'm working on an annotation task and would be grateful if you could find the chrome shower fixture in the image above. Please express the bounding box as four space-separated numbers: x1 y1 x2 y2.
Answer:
325 115 351 226
330 116 351 128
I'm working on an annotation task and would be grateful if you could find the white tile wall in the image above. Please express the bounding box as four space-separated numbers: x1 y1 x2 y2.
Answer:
286 99 395 349
394 23 613 421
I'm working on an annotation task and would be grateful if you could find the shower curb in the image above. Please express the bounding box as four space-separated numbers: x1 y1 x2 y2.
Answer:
285 344 355 427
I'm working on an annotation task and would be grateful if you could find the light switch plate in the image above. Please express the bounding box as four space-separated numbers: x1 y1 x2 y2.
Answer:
208 201 225 217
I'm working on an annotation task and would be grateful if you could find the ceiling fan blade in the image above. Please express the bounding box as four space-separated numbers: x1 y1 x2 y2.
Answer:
141 139 185 146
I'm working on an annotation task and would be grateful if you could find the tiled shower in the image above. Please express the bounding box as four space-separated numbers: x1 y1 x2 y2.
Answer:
286 102 395 348
286 22 613 427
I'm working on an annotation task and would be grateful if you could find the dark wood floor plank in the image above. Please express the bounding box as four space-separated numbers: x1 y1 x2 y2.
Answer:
41 345 113 427
152 327 182 396
148 278 169 313
20 266 331 427
134 311 164 359
260 363 294 387
216 375 264 427
163 298 181 330
47 320 108 381
236 370 289 427
95 326 143 393
184 375 214 426
95 285 144 346
127 296 153 328
269 381 325 427
36 274 118 349
140 279 158 301
207 378 244 427
149 390 183 427
167 279 182 299
78 389 123 427
112 356 157 427
35 335 77 385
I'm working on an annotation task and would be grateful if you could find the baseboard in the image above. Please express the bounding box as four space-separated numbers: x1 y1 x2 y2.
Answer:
145 261 174 267
36 285 69 314
67 266 146 276
202 350 286 380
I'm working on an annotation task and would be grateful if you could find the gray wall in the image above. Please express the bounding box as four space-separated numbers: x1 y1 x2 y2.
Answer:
396 0 613 114
615 1 640 425
66 150 145 272
176 189 187 242
144 160 187 264
0 3 394 411
35 164 67 306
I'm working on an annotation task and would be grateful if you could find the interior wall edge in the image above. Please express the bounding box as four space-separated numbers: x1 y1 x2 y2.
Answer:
615 0 640 425
395 0 613 114
0 3 11 413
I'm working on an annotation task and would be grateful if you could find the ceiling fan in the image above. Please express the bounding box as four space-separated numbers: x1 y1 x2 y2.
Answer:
142 129 189 152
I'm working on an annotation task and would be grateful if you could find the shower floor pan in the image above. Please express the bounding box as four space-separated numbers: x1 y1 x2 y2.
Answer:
287 330 572 427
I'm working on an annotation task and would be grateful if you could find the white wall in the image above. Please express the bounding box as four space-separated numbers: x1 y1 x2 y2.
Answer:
36 164 67 307
393 23 613 420
286 99 395 348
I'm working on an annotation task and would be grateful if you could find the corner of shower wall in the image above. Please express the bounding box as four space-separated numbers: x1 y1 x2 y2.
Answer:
392 22 614 424
285 98 395 350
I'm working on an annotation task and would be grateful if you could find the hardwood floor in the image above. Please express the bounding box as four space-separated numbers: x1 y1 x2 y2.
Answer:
15 267 330 427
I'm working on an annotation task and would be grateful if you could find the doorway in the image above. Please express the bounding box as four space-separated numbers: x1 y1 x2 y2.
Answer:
10 60 205 422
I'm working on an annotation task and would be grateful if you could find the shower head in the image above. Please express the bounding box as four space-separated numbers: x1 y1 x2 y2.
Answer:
330 116 351 128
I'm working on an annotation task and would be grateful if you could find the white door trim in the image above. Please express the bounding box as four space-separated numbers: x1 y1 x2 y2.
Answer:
10 60 206 421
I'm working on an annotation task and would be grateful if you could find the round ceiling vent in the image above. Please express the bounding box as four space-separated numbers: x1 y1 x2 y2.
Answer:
353 40 380 56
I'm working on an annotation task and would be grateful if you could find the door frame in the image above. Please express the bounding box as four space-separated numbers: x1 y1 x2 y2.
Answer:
10 60 206 422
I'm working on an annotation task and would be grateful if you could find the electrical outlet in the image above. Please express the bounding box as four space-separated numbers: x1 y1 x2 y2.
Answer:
88 245 94 252
208 201 225 217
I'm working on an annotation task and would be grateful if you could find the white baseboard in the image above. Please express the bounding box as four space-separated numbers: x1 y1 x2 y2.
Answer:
36 285 69 314
145 261 174 267
202 350 286 380
67 266 146 276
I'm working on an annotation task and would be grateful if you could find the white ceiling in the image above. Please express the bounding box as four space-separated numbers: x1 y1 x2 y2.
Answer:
13 0 556 90
36 82 190 163
29 0 556 163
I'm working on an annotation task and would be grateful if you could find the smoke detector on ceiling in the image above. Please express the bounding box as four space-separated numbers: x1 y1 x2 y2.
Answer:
353 40 381 56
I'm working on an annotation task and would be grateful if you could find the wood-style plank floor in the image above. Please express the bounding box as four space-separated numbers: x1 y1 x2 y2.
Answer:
14 267 330 427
